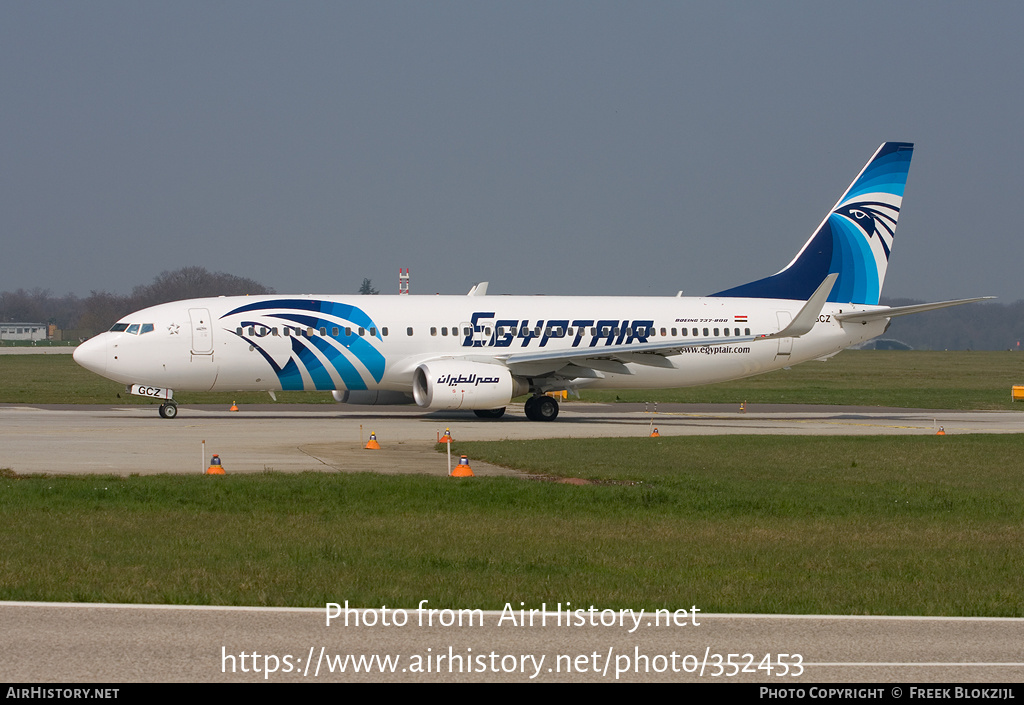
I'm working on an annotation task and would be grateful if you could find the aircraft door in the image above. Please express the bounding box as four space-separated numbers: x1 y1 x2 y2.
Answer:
189 308 214 355
775 311 793 359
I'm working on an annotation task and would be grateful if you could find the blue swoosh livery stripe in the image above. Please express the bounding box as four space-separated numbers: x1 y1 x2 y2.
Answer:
221 299 386 391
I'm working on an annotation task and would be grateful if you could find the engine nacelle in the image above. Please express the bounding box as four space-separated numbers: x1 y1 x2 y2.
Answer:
331 390 415 405
412 360 526 410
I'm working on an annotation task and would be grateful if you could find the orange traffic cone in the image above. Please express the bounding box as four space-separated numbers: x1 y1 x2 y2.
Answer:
650 427 660 437
206 454 225 475
936 427 945 436
229 401 239 412
451 455 474 477
365 432 381 450
439 427 453 443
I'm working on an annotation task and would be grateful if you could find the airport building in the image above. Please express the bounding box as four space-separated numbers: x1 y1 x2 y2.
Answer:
0 322 48 342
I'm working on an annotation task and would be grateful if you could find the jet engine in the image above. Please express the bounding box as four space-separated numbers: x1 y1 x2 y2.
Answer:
412 360 526 410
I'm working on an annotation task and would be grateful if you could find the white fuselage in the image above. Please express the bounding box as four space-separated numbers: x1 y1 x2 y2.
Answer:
72 293 888 396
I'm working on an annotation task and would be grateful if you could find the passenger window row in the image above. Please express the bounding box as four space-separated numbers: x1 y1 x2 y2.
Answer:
236 326 389 338
115 321 753 340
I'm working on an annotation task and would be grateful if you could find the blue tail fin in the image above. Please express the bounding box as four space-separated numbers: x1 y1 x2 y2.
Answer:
712 142 914 305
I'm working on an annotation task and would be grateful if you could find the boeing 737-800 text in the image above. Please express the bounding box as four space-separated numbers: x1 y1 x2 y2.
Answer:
73 142 988 420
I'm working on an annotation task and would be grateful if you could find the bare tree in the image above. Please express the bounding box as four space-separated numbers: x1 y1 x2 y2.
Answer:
131 266 275 309
0 288 51 323
76 291 131 334
15 267 278 336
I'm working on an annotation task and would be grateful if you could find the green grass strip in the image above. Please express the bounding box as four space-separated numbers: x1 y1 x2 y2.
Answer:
1 435 1021 615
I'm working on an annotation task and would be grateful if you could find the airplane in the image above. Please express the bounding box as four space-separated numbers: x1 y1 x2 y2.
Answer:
73 142 990 421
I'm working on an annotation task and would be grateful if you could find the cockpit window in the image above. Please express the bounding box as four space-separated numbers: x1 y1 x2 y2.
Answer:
111 322 155 334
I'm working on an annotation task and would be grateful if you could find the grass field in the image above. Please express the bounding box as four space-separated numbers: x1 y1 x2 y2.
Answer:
578 350 1024 409
1 435 1022 615
2 349 1023 408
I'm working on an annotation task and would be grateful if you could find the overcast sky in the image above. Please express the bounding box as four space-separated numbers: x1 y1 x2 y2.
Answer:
3 2 1021 303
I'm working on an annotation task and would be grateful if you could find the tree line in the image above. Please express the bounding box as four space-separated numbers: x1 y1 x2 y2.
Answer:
0 267 275 339
880 297 1024 351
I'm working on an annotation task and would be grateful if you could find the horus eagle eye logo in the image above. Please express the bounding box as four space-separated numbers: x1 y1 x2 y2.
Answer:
834 200 900 260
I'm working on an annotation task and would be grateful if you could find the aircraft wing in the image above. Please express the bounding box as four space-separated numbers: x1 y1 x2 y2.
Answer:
496 275 837 379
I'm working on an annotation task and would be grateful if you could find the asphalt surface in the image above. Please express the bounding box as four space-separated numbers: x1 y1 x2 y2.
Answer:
3 402 1022 476
3 602 1022 683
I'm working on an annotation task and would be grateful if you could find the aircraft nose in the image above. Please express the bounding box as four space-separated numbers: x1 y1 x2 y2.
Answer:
73 335 108 376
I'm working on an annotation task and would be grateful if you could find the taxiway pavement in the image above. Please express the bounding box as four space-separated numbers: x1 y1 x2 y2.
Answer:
3 602 1023 683
2 402 1022 476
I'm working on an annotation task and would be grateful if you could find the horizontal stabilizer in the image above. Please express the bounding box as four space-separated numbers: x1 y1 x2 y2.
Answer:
834 297 994 323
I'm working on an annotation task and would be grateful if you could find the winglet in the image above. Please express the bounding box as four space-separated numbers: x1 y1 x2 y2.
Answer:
467 282 489 296
761 273 838 340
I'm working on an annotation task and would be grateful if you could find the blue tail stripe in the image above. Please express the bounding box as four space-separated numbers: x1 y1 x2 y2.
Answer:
833 219 857 302
829 215 878 304
712 142 911 304
843 148 912 201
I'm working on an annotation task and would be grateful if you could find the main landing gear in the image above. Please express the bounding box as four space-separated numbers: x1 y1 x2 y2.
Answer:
473 408 506 419
524 395 559 421
158 402 178 419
